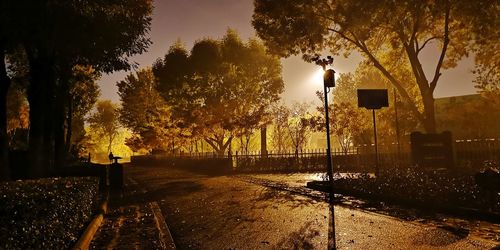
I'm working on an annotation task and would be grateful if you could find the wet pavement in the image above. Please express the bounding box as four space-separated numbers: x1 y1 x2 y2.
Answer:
238 173 500 244
123 165 499 249
90 179 165 250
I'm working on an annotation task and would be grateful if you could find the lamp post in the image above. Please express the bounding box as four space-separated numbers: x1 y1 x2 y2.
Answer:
313 56 336 250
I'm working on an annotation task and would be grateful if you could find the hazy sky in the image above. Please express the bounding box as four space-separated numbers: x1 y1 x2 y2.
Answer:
98 0 478 105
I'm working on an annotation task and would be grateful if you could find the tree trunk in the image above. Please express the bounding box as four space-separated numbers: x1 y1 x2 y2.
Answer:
0 48 11 180
244 134 251 155
54 68 70 170
27 49 52 178
260 127 267 157
239 136 244 154
421 91 437 133
107 134 113 154
43 57 56 175
205 135 232 157
64 96 73 155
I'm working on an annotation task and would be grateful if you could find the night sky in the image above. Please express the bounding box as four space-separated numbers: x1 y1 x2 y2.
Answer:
98 0 478 105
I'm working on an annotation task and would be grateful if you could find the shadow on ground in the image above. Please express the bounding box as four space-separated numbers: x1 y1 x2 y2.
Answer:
110 180 204 208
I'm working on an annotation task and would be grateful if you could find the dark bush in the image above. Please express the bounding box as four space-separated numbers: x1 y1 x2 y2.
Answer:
333 168 500 212
0 177 99 249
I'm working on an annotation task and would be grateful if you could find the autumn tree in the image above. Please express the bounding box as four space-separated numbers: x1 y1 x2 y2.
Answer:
342 65 420 144
0 0 23 179
286 102 313 156
313 90 366 154
66 66 100 157
153 30 284 156
469 0 499 96
4 50 30 152
118 68 174 153
0 0 152 178
253 0 498 133
6 84 29 150
269 103 291 154
88 100 121 155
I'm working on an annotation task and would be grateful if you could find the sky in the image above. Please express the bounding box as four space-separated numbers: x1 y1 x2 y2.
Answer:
98 0 478 105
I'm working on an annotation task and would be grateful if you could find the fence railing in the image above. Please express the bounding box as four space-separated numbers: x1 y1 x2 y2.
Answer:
132 139 500 173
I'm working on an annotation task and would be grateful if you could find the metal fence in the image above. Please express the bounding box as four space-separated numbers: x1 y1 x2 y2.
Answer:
134 139 500 173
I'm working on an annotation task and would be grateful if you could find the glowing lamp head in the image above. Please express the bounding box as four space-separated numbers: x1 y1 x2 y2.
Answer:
324 69 336 88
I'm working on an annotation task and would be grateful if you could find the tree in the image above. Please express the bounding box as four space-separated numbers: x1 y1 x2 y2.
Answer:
0 0 152 178
286 102 313 156
234 106 269 155
469 0 499 94
66 65 100 157
270 103 291 154
153 30 284 156
118 68 173 153
313 90 367 154
88 100 121 154
253 0 498 133
0 0 22 179
6 83 29 150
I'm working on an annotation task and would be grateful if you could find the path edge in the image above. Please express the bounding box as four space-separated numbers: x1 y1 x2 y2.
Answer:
71 191 109 250
150 201 176 250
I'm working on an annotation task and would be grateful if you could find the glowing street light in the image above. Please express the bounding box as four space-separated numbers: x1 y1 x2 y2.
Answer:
312 55 336 250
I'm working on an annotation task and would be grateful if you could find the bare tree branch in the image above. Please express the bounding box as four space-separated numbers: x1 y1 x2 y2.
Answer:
430 2 451 92
327 28 359 46
417 36 438 54
326 25 427 125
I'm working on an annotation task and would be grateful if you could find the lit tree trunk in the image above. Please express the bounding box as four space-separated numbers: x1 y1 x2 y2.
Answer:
244 133 251 155
239 136 244 154
205 135 233 157
107 132 116 155
421 91 437 133
0 47 11 180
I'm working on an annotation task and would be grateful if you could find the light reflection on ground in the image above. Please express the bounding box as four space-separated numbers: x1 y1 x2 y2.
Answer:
241 172 500 244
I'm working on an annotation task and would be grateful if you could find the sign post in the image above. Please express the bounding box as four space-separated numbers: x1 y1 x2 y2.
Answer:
357 89 389 177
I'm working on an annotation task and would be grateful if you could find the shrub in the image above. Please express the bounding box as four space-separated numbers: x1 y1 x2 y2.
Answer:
0 177 99 249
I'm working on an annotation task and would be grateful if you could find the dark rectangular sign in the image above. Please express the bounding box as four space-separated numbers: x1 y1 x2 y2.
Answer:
410 131 454 168
357 89 389 109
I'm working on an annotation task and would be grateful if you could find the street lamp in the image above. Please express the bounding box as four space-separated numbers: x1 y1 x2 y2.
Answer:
313 56 336 250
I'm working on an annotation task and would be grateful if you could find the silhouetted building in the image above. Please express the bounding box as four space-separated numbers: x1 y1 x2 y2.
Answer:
435 94 500 139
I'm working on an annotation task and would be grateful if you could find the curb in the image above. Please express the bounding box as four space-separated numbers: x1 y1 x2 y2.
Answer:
71 191 109 250
151 201 176 250
127 177 176 249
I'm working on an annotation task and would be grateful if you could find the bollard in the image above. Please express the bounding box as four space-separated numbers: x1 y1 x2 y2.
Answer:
99 165 108 190
109 157 123 190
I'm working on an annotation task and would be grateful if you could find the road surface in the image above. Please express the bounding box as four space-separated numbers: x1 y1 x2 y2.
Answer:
118 165 499 249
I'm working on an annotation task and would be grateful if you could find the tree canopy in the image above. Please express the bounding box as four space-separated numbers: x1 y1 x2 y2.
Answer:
0 0 152 179
253 0 499 133
153 30 284 156
118 68 173 153
88 100 121 155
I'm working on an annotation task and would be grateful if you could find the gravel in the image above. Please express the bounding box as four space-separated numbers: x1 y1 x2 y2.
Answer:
0 176 100 249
